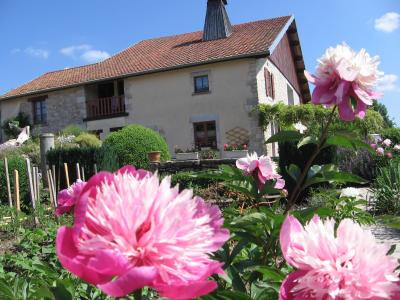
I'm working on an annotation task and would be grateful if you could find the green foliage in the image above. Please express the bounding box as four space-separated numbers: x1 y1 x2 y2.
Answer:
104 124 171 169
372 159 400 215
61 125 86 137
74 133 102 148
95 145 119 172
371 101 395 128
256 103 384 137
1 112 31 139
307 188 374 225
0 155 29 211
46 147 98 188
381 127 400 144
171 171 219 190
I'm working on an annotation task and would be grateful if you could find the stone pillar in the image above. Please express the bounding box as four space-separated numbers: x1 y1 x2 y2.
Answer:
40 133 55 186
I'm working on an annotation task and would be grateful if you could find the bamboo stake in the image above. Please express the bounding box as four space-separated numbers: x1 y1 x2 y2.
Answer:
36 167 40 203
64 163 70 187
81 166 85 181
26 159 39 225
48 169 57 208
46 169 54 207
14 170 20 211
51 164 57 193
76 163 81 180
32 166 37 204
4 157 12 207
94 163 98 174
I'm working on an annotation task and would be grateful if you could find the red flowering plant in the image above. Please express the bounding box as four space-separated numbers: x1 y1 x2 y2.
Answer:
223 143 248 151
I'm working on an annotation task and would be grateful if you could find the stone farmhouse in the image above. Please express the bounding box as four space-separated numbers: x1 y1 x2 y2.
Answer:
0 0 310 156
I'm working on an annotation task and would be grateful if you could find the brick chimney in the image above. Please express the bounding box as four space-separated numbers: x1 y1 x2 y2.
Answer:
203 0 233 41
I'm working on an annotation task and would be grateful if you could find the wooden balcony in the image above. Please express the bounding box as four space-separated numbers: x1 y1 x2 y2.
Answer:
85 96 127 120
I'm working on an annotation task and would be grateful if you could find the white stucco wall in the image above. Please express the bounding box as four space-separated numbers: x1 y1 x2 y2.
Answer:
124 59 256 154
255 57 301 156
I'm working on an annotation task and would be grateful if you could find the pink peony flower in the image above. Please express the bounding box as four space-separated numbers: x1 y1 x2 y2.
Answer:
376 147 385 155
55 180 86 216
56 166 229 299
236 152 285 190
386 152 393 159
382 139 392 147
279 215 400 299
394 145 400 151
370 143 377 149
305 43 382 121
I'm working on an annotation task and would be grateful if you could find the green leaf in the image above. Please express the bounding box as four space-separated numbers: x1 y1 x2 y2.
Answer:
0 278 15 299
324 135 373 153
215 291 253 300
287 164 301 182
266 130 303 144
297 136 318 148
246 266 285 281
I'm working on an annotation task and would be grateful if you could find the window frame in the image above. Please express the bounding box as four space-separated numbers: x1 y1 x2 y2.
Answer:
264 68 275 100
30 96 48 125
193 121 217 149
287 84 295 105
193 75 210 94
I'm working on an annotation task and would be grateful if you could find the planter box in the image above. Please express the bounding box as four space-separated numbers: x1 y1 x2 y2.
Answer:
222 150 248 159
175 152 199 161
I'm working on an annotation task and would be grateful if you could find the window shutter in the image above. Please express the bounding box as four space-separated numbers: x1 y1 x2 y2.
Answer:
270 73 275 100
264 68 270 98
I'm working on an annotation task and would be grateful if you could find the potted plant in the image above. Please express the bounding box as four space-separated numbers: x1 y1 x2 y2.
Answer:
147 151 161 163
222 143 248 159
174 146 199 161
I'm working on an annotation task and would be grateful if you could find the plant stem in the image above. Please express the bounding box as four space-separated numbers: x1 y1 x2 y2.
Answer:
134 288 143 300
284 106 337 214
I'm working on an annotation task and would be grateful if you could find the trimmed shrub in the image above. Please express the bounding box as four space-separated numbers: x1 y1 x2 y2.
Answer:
95 145 119 172
61 124 86 137
103 125 171 169
0 154 29 211
75 133 102 148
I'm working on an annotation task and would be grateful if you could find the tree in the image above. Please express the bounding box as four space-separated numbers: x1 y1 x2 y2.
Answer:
372 101 395 128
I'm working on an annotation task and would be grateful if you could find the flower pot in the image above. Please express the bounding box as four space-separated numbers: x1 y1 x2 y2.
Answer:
175 152 199 161
222 150 248 159
148 151 161 163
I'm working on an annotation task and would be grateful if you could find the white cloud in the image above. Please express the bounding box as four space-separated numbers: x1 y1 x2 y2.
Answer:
24 47 50 59
60 44 110 63
375 12 400 32
81 50 110 63
377 74 399 92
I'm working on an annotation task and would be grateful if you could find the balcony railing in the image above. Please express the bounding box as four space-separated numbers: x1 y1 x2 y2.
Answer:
86 95 126 119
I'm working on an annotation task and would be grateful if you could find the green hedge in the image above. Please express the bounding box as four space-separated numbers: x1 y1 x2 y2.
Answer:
0 155 29 211
103 125 170 169
170 172 218 190
46 147 98 189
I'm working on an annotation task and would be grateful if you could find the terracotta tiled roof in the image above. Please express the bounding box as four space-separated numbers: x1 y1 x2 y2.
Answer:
1 16 291 100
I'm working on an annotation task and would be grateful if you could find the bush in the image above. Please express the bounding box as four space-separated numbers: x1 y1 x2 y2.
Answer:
2 112 31 139
103 125 171 169
0 154 29 211
95 145 119 172
74 133 102 148
46 147 98 189
278 141 336 200
336 148 378 181
372 158 400 215
61 124 86 137
381 127 400 145
170 172 218 190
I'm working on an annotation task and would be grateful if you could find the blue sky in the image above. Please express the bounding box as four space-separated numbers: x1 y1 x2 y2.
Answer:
1 0 399 125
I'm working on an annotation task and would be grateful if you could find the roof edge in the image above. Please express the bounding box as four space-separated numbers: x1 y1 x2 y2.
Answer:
268 14 295 54
0 50 270 101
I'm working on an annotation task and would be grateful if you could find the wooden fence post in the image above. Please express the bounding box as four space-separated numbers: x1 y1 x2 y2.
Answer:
4 157 12 207
64 163 70 187
14 170 20 212
76 163 81 181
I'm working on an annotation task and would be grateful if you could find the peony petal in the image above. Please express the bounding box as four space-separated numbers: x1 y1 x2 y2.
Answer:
334 80 351 105
98 266 157 297
279 270 309 300
304 70 316 84
236 157 250 171
312 84 336 105
86 250 129 276
280 216 304 267
56 227 112 285
117 165 152 179
156 280 218 300
274 178 286 190
353 83 373 105
338 97 356 121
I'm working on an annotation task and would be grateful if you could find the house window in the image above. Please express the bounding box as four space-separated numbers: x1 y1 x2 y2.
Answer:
264 68 275 100
90 129 103 139
32 97 47 124
287 84 294 105
194 121 217 149
194 75 209 93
